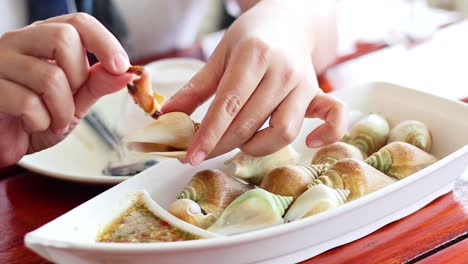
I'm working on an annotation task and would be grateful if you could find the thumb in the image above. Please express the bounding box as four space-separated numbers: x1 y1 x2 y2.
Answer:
73 63 133 120
161 48 226 115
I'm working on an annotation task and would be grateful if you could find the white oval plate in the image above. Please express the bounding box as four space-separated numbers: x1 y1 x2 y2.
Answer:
24 82 468 263
18 58 206 185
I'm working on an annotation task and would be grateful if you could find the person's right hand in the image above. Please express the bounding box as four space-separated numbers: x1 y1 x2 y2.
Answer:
0 13 134 167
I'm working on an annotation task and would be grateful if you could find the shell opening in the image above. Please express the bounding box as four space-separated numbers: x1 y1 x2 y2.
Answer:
200 207 208 215
187 203 202 215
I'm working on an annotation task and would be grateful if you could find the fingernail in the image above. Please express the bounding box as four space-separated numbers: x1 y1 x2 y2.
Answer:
178 157 188 164
54 124 69 136
190 150 207 166
113 53 130 73
308 138 324 148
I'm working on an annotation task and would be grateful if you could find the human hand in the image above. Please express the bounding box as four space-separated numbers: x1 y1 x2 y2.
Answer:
0 13 133 167
162 0 347 165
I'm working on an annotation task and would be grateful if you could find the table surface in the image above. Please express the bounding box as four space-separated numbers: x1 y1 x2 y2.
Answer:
2 19 468 264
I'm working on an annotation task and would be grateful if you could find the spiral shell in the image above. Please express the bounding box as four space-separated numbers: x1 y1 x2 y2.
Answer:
284 184 350 222
388 120 432 153
128 191 220 239
123 112 199 158
207 188 293 235
177 169 253 218
345 113 390 157
260 164 329 200
168 199 217 229
224 145 300 185
308 158 397 201
311 142 364 165
364 141 437 179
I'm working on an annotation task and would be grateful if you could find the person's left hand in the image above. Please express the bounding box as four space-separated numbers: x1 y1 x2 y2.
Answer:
0 13 132 167
162 0 347 165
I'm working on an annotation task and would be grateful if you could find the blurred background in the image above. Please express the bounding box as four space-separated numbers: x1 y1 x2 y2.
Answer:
1 0 466 62
2 0 467 180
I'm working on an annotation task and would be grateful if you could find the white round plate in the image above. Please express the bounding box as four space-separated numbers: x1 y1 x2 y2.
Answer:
18 58 206 185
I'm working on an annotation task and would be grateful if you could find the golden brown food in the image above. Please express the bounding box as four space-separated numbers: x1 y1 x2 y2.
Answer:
127 65 165 118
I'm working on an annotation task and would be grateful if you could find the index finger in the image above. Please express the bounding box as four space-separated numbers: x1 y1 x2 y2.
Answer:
185 40 271 165
305 91 348 147
36 13 129 74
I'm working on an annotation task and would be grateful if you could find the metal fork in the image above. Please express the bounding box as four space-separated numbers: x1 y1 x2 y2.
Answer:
83 110 157 176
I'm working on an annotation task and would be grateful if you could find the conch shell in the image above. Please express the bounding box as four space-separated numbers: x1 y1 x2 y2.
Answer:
345 113 390 157
364 141 437 180
123 112 199 158
168 199 217 229
224 145 300 185
388 120 432 153
284 184 350 222
127 65 165 118
131 191 220 239
309 158 397 201
207 188 293 235
260 164 329 200
177 169 253 218
311 142 364 165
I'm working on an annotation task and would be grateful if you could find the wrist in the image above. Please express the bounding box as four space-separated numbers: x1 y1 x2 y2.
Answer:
257 0 321 53
263 0 338 73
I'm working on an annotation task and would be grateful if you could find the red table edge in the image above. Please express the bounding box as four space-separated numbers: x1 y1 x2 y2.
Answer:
414 233 468 263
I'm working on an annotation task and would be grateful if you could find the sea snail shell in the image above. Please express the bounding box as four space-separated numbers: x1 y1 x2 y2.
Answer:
364 141 437 180
207 188 293 235
177 169 253 218
260 164 329 200
345 113 390 157
123 112 199 158
284 184 350 222
224 145 300 185
388 120 432 153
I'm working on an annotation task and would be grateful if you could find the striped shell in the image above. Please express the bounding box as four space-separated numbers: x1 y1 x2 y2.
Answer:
207 188 293 235
260 164 329 200
388 120 432 153
284 184 350 222
312 142 364 165
177 169 253 218
345 113 390 157
364 141 437 179
308 158 397 201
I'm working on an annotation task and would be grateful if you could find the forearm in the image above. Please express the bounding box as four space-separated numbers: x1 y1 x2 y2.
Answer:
236 0 338 74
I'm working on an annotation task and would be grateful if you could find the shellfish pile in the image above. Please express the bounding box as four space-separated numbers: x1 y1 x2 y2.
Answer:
123 110 437 237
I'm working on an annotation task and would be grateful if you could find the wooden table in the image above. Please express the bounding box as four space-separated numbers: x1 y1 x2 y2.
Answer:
1 21 468 264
